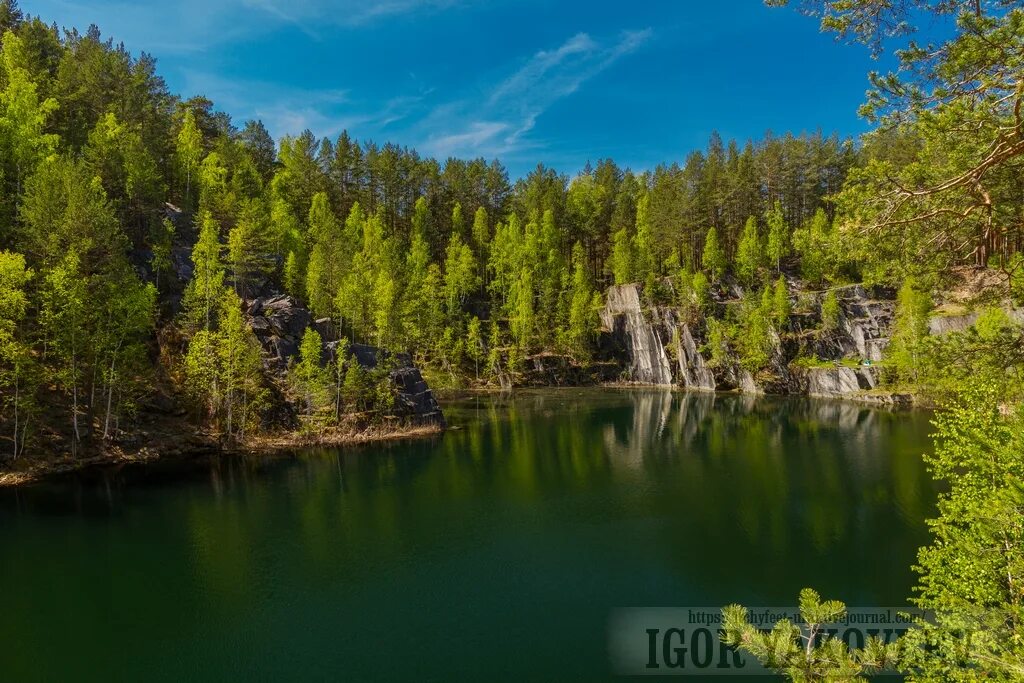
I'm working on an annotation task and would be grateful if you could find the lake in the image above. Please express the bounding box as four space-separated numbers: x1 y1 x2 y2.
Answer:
0 389 938 681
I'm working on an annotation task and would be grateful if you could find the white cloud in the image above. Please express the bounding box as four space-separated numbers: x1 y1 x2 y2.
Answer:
33 0 470 54
179 69 426 142
419 29 653 159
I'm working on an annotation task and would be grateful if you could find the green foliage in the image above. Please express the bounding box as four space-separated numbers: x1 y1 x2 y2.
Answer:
772 275 791 329
175 108 202 208
184 288 267 440
899 383 1024 680
0 28 58 201
722 588 898 681
0 250 34 457
702 226 725 281
465 316 484 380
290 327 330 417
564 243 598 360
736 290 775 372
888 278 931 385
443 230 478 316
735 216 762 285
39 250 87 451
610 227 633 285
691 271 711 315
765 200 790 272
304 191 341 318
820 289 841 332
182 211 224 332
918 307 1024 404
633 193 655 284
342 352 368 411
792 208 836 286
704 316 732 369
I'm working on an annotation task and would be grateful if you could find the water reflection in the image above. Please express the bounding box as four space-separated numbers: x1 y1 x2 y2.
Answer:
0 389 938 682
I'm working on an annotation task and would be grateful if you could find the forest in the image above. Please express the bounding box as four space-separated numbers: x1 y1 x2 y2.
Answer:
0 0 1022 678
0 0 877 455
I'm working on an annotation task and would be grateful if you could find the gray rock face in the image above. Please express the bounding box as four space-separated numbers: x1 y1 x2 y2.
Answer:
836 286 893 362
598 281 899 398
245 297 444 427
928 312 979 335
801 366 878 398
600 284 674 385
676 324 715 390
738 370 762 395
247 295 312 368
336 344 445 427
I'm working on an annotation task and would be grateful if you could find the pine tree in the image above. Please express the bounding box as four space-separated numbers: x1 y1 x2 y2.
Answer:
821 290 841 331
610 227 633 285
175 108 202 209
565 243 597 360
702 226 726 281
443 231 478 316
40 251 87 454
0 250 34 457
305 192 341 319
735 216 762 285
291 327 329 416
510 267 534 350
466 316 484 380
692 271 711 314
772 276 790 330
216 289 266 440
633 193 655 284
889 278 931 385
182 212 224 332
0 29 59 199
793 208 834 286
765 200 789 273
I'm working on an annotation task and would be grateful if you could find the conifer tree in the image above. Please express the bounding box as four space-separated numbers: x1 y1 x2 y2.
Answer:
182 212 224 332
0 250 33 457
702 226 726 281
735 216 762 285
0 29 59 199
565 243 597 359
40 251 87 454
772 276 790 329
821 290 841 331
765 200 789 273
175 108 202 209
610 227 633 285
466 316 484 380
633 193 655 284
889 278 931 385
291 327 329 416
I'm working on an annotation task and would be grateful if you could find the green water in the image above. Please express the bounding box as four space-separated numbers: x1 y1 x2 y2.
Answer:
0 390 937 681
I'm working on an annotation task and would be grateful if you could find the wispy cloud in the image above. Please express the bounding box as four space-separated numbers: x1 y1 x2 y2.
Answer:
34 0 470 53
418 29 653 159
179 69 425 142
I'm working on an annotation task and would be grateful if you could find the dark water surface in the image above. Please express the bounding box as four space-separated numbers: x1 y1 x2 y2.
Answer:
0 390 938 681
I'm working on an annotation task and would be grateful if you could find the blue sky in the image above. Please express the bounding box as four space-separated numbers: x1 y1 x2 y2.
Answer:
27 0 886 178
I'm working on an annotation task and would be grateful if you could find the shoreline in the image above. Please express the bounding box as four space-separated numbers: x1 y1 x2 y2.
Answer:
0 384 924 489
0 422 444 489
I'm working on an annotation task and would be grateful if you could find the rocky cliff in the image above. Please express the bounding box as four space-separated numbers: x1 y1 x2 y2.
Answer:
245 294 445 427
599 281 896 400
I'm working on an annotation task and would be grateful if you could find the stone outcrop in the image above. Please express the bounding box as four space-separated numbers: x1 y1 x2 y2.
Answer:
798 366 878 398
675 324 715 390
600 284 674 385
599 280 898 401
836 285 893 362
245 295 444 427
